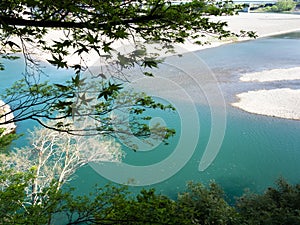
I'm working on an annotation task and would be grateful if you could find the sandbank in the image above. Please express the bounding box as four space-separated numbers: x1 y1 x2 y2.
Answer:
176 12 300 54
232 89 300 120
240 67 300 82
217 12 300 39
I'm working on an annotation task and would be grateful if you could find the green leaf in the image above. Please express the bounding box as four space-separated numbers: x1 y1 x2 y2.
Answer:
47 54 68 69
5 41 20 49
143 72 154 77
141 58 159 68
54 83 69 91
98 82 123 100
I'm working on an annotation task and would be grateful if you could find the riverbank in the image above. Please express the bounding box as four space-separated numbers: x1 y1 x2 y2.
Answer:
218 12 300 39
134 13 300 56
10 12 300 65
175 12 300 53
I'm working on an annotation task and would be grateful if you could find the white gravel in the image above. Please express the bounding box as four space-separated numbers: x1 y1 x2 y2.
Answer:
232 89 300 120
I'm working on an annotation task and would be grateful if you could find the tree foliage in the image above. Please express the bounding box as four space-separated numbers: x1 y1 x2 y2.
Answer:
275 0 296 11
1 170 299 225
237 177 300 225
260 0 296 12
0 128 19 152
0 0 252 148
0 121 123 205
177 181 240 224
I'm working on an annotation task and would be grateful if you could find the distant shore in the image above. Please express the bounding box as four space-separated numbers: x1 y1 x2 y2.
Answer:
217 12 300 39
18 12 300 65
176 12 300 53
6 12 300 65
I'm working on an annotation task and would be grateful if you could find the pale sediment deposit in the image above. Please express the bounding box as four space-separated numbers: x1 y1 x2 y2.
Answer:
0 100 16 136
233 65 300 120
232 88 300 120
218 12 300 39
240 67 300 82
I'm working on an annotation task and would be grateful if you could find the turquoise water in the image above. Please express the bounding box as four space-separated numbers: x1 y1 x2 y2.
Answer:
1 32 300 199
72 32 300 198
0 58 74 148
72 105 300 200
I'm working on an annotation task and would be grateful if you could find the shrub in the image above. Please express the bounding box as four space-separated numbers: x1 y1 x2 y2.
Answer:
276 0 296 11
271 5 279 11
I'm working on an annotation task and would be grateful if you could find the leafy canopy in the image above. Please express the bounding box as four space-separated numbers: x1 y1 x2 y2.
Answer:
2 168 299 225
0 0 252 146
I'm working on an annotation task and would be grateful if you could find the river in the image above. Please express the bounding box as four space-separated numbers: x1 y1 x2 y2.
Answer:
1 32 300 199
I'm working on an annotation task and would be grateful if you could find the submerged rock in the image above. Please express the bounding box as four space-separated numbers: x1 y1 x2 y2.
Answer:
0 100 16 136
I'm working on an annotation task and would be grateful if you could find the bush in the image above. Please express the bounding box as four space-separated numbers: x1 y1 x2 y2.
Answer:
276 0 296 11
177 182 241 225
264 6 272 11
1 170 300 224
271 5 279 11
236 178 300 225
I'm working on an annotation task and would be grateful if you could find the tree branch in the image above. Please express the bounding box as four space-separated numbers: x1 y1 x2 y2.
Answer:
0 14 163 29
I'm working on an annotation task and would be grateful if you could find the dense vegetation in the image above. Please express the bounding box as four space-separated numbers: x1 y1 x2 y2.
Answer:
1 169 299 224
254 0 297 12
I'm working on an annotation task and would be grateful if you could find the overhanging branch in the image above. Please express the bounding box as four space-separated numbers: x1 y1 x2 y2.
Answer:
0 14 163 29
0 16 89 29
